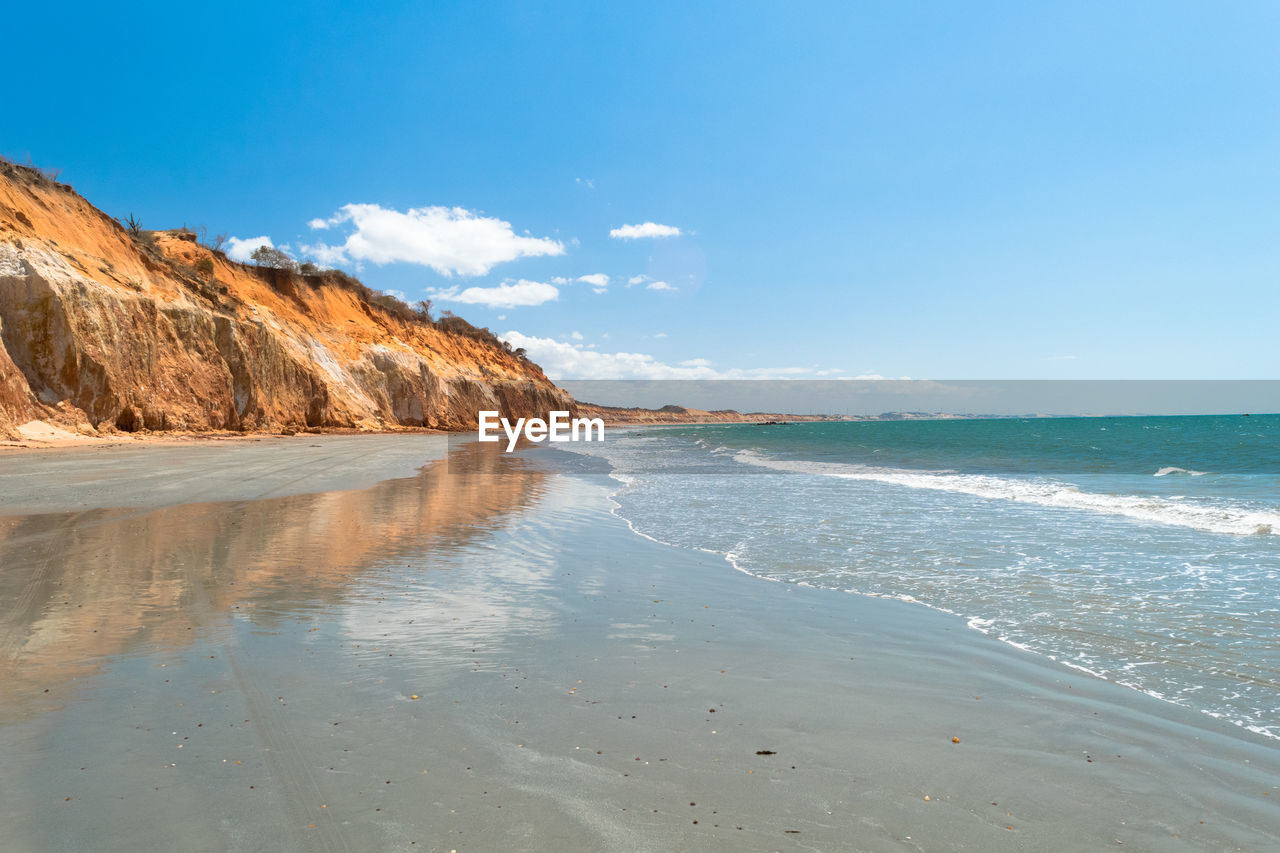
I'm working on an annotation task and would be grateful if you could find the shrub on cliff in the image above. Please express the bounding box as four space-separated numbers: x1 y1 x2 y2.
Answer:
250 245 297 271
366 290 413 316
436 311 523 358
0 155 65 188
315 269 423 326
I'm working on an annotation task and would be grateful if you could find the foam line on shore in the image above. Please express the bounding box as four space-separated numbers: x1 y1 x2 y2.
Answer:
732 449 1277 536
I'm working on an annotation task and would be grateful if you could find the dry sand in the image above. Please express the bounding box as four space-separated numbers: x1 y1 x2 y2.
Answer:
0 437 1277 851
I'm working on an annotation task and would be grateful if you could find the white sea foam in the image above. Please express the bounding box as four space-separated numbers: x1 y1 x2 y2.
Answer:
733 450 1278 536
1154 466 1208 477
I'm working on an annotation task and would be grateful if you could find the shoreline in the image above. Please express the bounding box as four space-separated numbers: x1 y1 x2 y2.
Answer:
583 439 1280 745
1 438 1276 850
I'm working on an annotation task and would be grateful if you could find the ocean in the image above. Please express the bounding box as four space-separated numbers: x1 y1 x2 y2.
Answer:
563 414 1280 740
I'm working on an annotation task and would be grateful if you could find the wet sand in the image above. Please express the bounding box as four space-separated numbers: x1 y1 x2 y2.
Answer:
0 434 450 514
1 438 1277 851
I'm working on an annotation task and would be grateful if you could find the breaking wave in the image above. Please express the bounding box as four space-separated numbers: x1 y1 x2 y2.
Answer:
733 450 1276 536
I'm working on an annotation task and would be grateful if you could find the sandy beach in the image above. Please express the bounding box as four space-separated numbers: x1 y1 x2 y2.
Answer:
1 436 1277 852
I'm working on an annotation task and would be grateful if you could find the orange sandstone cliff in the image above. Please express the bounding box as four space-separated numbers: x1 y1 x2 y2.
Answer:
0 162 572 439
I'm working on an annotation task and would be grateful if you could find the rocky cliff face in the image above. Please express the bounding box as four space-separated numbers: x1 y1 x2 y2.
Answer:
0 163 572 439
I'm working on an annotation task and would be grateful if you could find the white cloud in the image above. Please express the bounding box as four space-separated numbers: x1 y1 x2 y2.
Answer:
433 279 559 309
300 204 564 277
302 242 349 267
646 281 675 291
570 331 584 340
502 331 820 380
225 235 275 263
553 273 609 292
609 222 682 240
653 332 668 338
552 273 609 293
627 274 648 286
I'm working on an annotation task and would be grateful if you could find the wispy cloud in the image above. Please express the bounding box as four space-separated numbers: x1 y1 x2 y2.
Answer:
301 204 564 276
646 280 675 291
502 331 818 380
433 279 559 309
627 274 648 286
609 222 682 240
553 272 610 293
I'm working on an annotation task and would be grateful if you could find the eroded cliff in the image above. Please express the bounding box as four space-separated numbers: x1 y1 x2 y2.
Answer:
0 162 572 439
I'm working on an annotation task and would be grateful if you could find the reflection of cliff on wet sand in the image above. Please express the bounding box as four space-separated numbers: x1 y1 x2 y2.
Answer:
0 441 546 719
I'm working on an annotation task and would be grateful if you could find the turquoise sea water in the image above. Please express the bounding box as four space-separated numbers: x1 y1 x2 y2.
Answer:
564 415 1280 739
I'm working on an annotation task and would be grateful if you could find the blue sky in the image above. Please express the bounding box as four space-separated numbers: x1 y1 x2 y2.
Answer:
8 1 1278 379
